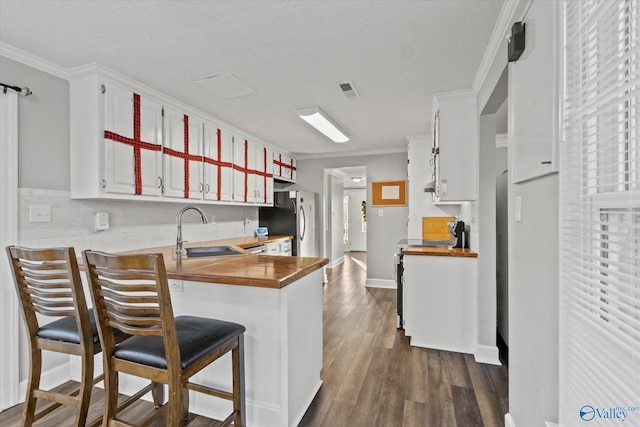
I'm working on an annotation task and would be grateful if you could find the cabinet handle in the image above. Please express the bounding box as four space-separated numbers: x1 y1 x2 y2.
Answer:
541 161 552 165
157 177 163 188
101 179 106 189
199 183 204 193
205 184 210 193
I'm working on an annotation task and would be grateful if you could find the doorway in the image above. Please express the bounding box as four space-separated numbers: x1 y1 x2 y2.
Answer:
344 188 367 252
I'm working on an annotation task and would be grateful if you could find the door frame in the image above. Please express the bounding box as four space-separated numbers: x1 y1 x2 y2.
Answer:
0 91 20 409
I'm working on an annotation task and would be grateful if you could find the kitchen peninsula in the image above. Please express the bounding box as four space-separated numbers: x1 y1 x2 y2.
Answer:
117 235 328 427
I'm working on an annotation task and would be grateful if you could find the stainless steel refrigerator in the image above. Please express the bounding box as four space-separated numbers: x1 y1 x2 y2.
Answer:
259 190 318 257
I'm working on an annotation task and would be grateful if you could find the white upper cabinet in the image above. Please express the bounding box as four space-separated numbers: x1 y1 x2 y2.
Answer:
203 123 234 202
273 151 297 183
509 0 560 183
233 137 274 205
432 91 478 202
70 64 277 206
162 106 204 199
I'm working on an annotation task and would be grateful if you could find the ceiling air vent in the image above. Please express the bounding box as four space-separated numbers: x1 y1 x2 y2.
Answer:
339 81 359 98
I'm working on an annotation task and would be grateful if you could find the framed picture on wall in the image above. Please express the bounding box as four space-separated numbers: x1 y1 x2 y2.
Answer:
371 180 407 206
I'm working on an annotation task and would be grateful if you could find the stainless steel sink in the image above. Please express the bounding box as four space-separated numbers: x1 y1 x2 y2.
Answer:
185 246 246 258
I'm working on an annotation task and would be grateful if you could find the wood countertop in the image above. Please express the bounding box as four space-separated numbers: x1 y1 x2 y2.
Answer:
121 236 328 289
402 247 478 258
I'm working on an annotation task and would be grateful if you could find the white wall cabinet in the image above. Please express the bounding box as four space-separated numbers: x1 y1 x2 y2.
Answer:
102 79 164 197
273 151 297 183
162 106 204 200
233 137 273 205
431 91 478 202
70 63 275 207
509 0 560 183
203 123 234 202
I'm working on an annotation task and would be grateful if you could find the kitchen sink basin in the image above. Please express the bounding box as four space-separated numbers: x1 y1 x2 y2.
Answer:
185 246 246 258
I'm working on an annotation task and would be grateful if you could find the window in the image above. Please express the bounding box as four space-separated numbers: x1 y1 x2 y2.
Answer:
561 0 640 423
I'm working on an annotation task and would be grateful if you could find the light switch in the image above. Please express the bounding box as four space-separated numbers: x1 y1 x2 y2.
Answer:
378 209 384 217
95 213 109 231
29 204 51 223
515 196 522 222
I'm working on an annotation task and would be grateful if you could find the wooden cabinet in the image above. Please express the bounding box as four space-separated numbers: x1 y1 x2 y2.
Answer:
431 91 477 202
233 138 273 205
70 64 275 206
273 151 297 183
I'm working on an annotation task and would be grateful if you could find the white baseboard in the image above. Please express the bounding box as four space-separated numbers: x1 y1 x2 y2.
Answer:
328 256 344 269
19 360 72 401
474 344 501 365
546 423 560 427
505 413 516 427
291 380 322 427
365 278 396 289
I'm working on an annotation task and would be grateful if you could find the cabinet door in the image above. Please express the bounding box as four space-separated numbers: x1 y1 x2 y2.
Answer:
203 123 233 202
103 81 163 196
233 137 257 203
510 0 560 183
163 107 203 199
255 145 273 205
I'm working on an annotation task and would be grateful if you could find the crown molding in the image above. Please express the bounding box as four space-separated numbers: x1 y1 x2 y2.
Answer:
0 42 70 80
294 146 407 161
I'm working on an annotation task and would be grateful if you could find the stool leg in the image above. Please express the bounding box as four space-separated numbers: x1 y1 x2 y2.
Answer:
167 379 184 427
73 352 94 427
22 347 41 427
102 366 119 425
151 382 164 407
232 335 246 427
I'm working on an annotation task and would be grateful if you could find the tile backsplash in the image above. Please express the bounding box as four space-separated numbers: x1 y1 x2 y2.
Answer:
18 188 259 253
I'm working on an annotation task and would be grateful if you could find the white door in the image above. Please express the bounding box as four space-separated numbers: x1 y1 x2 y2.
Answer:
347 189 367 251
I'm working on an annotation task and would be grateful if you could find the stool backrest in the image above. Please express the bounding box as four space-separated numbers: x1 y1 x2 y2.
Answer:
82 251 181 369
6 246 93 349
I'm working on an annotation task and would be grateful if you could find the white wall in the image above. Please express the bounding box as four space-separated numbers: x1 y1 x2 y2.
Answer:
329 172 344 268
294 152 408 284
406 135 459 239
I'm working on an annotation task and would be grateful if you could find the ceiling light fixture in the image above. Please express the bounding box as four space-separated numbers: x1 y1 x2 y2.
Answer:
297 107 349 143
351 177 362 183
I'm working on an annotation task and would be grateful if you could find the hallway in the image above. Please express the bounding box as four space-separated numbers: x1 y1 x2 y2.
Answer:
299 252 508 426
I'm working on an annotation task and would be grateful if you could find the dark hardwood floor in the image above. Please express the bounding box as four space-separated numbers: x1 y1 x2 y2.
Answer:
0 251 508 426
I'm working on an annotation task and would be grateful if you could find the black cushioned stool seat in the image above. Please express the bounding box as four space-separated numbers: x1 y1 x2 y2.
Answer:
37 311 128 345
114 316 246 370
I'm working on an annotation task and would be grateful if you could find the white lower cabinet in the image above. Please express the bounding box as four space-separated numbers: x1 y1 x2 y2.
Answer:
279 239 292 256
403 255 477 354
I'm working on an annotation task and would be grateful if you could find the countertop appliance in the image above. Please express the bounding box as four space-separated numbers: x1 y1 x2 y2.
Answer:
259 190 318 257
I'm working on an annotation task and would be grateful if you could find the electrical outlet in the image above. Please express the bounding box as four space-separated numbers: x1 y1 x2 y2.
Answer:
168 280 184 292
29 204 51 223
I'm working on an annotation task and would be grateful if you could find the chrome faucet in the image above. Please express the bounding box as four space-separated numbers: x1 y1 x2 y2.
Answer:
176 206 208 259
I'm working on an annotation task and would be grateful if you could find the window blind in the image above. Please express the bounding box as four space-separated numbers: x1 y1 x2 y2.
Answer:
561 0 640 425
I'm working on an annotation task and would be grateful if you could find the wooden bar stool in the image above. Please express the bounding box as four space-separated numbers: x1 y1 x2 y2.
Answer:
6 246 161 427
82 250 246 427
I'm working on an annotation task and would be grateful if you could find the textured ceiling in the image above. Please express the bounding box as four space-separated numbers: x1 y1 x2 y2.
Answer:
0 0 504 156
